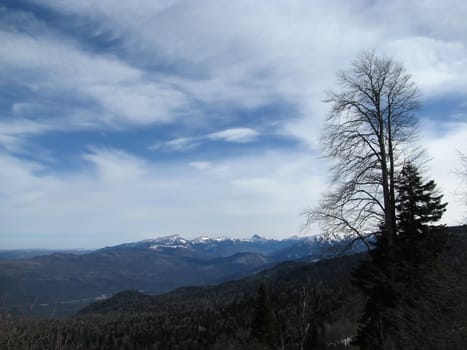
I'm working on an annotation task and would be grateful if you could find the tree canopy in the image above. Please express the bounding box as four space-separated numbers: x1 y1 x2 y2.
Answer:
307 50 419 250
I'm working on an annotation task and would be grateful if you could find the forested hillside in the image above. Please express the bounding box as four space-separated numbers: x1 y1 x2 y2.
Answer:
0 252 366 349
0 234 361 317
1 226 466 349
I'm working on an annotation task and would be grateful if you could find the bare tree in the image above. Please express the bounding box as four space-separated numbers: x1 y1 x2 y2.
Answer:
306 51 419 251
460 152 467 218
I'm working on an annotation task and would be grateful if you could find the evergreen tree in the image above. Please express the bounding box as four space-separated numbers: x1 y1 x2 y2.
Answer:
392 161 448 348
396 161 447 239
393 161 447 297
353 162 447 350
352 228 400 350
250 284 276 347
395 161 447 264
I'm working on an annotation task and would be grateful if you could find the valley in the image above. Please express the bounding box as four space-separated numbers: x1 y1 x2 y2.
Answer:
0 233 363 316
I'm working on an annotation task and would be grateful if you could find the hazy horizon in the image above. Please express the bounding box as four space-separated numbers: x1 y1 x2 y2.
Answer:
1 232 319 250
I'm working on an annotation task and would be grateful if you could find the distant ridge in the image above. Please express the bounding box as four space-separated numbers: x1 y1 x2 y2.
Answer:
0 232 366 316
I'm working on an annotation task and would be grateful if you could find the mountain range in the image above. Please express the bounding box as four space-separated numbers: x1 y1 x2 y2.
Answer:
0 249 92 260
2 226 466 349
0 233 364 316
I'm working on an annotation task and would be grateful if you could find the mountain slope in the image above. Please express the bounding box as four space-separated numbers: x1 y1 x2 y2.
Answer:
0 232 379 316
0 249 92 260
79 251 367 315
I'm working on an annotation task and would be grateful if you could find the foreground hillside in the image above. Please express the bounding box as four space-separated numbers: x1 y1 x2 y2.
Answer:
1 253 365 349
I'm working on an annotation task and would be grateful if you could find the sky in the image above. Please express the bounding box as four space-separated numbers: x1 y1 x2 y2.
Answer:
1 0 467 249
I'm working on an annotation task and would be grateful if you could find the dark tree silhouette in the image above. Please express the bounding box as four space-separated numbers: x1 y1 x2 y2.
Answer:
396 161 447 236
250 284 276 346
307 50 419 252
354 161 447 349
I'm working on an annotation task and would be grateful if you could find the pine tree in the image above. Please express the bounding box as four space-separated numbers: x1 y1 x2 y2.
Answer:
250 284 276 347
394 161 447 287
396 161 447 241
353 161 448 350
392 161 448 348
352 228 400 350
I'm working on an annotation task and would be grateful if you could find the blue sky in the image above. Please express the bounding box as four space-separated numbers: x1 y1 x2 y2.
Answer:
1 0 467 248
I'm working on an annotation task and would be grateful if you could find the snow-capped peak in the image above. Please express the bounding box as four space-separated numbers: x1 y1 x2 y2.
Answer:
191 236 232 244
156 234 184 242
191 236 212 244
250 234 268 241
139 235 191 249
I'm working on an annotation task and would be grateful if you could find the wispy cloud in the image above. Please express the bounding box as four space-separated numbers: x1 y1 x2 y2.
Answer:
4 1 467 146
0 29 190 133
0 118 57 152
150 127 260 152
149 137 201 152
208 128 259 143
384 37 467 96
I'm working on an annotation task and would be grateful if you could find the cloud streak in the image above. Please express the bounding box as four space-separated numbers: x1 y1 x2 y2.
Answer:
150 127 260 151
208 128 259 143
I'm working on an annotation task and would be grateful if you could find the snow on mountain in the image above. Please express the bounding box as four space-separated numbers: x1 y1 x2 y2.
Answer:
191 236 230 244
149 244 189 250
147 234 188 244
102 232 363 261
191 236 211 244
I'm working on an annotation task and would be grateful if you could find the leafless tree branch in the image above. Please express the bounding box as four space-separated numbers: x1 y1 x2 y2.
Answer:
307 50 420 252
